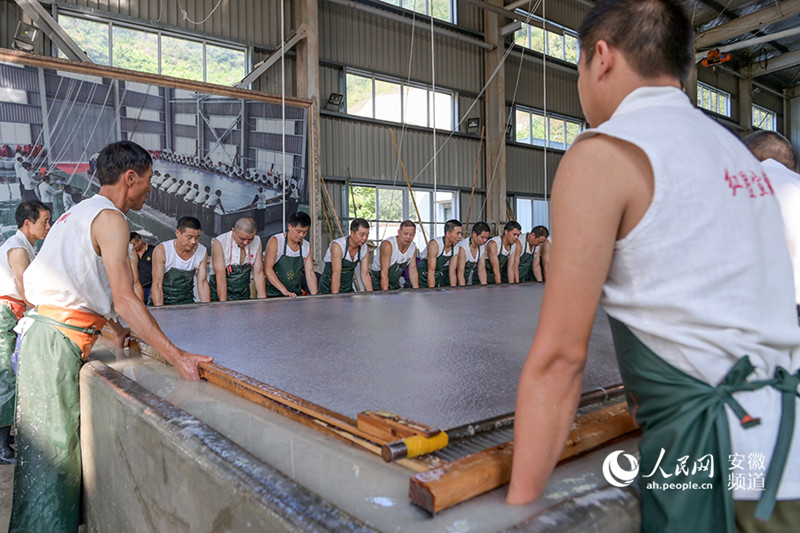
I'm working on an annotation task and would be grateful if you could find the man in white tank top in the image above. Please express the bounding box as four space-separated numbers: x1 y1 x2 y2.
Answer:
209 216 266 301
743 130 800 318
485 220 521 284
456 221 490 286
151 216 211 306
370 220 419 290
264 211 318 297
508 2 800 531
419 219 463 288
11 142 212 531
0 201 51 465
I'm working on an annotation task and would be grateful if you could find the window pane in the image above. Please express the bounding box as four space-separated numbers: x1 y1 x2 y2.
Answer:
430 0 451 22
434 191 456 224
530 27 545 53
514 27 529 48
564 34 578 63
349 186 376 221
346 74 373 118
161 35 203 81
375 80 402 122
548 118 565 146
377 188 403 221
532 199 550 228
60 16 109 64
410 189 431 249
565 122 581 145
207 44 245 85
516 110 531 143
430 91 452 130
547 32 564 60
531 113 546 145
697 86 703 106
718 94 728 116
403 86 429 127
516 198 533 232
112 26 158 73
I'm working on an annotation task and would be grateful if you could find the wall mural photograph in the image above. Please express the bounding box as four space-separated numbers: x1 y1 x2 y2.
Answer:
0 55 310 248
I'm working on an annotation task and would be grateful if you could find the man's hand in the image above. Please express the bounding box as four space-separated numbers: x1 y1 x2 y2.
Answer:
167 350 214 381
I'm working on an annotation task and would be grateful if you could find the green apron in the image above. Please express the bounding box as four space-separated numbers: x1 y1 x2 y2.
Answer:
162 267 196 305
609 316 800 532
419 241 454 287
319 237 362 294
209 263 252 301
267 235 305 297
518 242 535 283
462 239 482 286
0 305 17 426
486 244 511 284
370 246 411 291
11 312 102 533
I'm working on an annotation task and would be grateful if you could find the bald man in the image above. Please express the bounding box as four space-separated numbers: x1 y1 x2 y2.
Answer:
209 217 266 301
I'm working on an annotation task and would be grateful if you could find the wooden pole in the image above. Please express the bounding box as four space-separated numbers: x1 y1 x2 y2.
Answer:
390 128 428 243
465 126 484 233
408 401 639 514
320 174 344 237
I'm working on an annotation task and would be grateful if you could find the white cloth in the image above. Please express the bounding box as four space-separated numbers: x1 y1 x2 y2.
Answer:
323 236 368 264
519 233 537 256
760 158 800 305
193 192 209 205
176 182 191 196
166 181 181 194
255 192 268 209
423 236 456 262
18 168 35 191
579 86 800 500
24 195 121 319
210 229 260 273
456 237 484 263
272 232 310 262
0 230 36 300
184 188 199 202
370 236 416 271
62 190 76 212
487 235 516 258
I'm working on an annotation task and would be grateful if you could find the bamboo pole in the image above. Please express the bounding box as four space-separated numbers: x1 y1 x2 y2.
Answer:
465 126 485 233
320 174 344 237
390 128 428 243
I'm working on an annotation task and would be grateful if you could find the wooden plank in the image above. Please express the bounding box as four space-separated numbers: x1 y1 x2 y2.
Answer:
408 402 639 514
357 410 441 442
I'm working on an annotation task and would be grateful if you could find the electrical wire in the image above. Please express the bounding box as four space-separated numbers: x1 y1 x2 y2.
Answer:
175 0 227 25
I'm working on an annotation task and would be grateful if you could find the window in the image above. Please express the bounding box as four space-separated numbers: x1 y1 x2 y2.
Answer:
346 184 458 250
174 113 197 126
752 105 777 131
377 0 454 23
345 71 455 131
696 82 730 117
515 197 550 231
125 108 160 121
0 87 28 104
515 107 582 150
514 19 578 64
58 13 246 86
127 132 160 151
175 137 197 155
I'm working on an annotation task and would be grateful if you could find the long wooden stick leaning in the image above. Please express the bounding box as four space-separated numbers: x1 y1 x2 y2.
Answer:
390 128 428 243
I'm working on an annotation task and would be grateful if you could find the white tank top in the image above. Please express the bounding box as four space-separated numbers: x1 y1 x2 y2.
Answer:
323 236 368 263
0 230 36 300
487 235 516 258
370 235 417 271
456 237 484 263
519 234 536 256
581 86 800 500
272 233 310 261
163 239 207 273
210 229 260 273
760 158 800 305
423 237 456 262
24 194 121 318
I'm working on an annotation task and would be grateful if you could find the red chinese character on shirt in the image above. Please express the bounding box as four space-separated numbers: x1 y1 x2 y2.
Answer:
739 172 756 198
762 172 775 195
55 212 71 224
751 171 772 197
725 170 743 196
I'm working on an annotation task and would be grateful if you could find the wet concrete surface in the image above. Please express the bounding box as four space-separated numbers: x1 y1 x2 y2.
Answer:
0 463 10 533
148 283 621 429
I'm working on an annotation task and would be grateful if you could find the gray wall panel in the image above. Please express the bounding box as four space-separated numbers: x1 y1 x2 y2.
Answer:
320 2 483 94
507 144 562 196
321 116 484 190
506 56 582 118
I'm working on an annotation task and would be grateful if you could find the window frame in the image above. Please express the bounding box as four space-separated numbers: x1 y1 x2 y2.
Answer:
374 0 456 24
752 104 777 131
513 105 584 150
56 11 247 86
513 16 579 65
344 69 456 132
696 82 731 117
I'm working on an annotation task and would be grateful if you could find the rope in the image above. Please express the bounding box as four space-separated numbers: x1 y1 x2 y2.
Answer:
280 0 287 233
175 0 227 25
390 128 428 243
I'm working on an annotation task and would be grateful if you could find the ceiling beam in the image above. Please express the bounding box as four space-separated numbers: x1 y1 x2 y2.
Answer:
751 48 800 77
695 25 800 61
14 0 91 62
695 0 800 50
